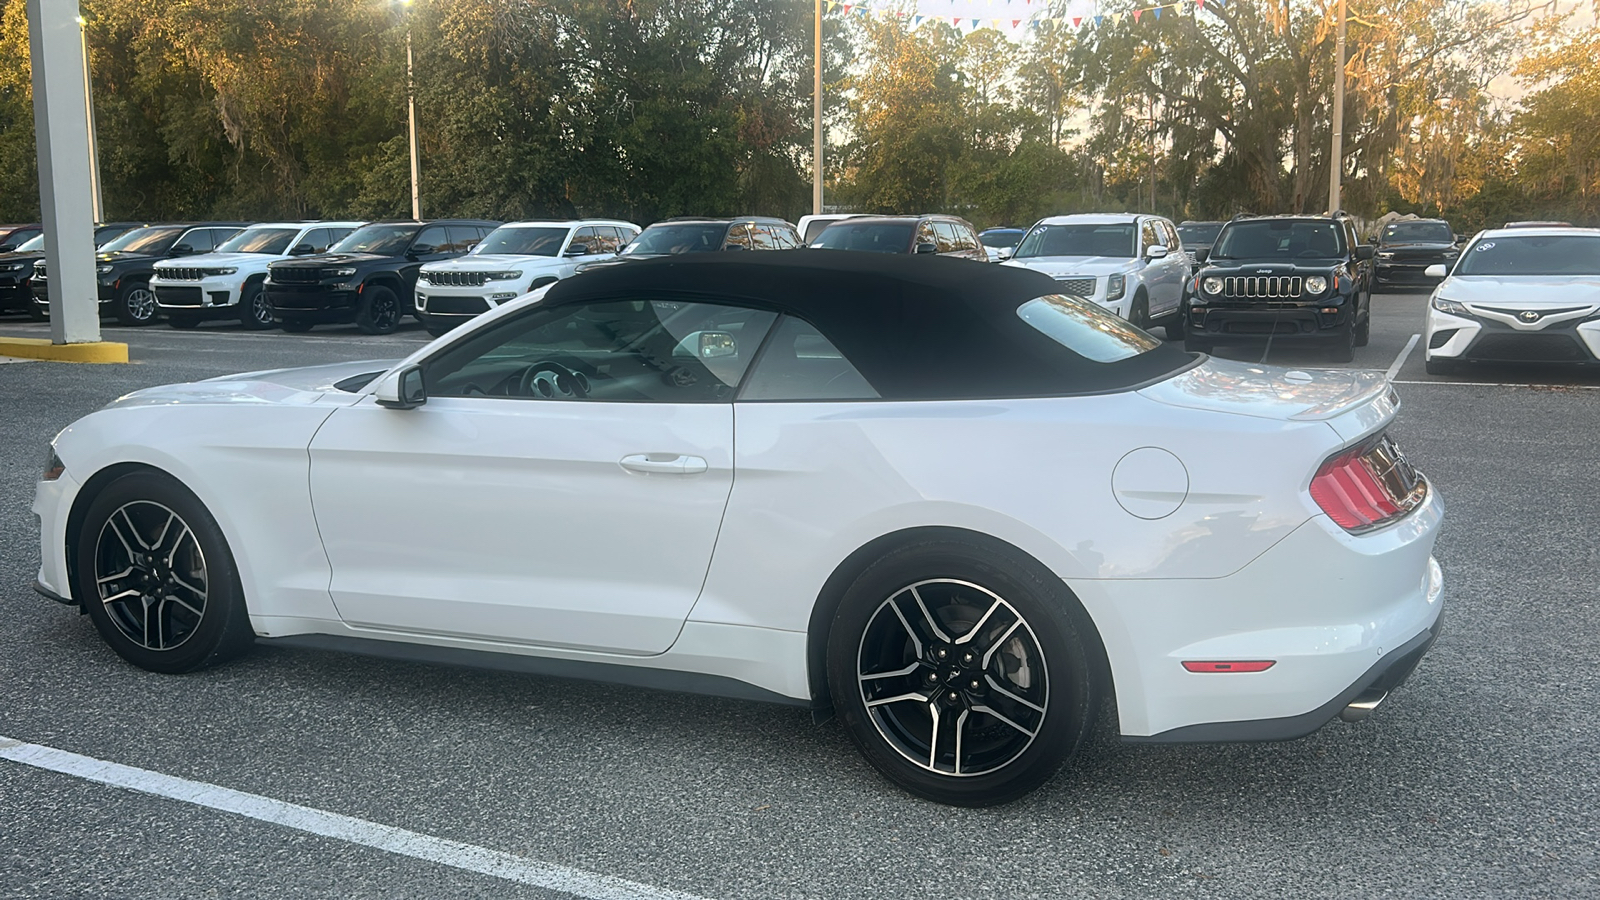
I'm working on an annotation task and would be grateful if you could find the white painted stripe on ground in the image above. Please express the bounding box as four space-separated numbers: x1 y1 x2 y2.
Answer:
1387 333 1420 381
0 735 710 900
1391 379 1600 389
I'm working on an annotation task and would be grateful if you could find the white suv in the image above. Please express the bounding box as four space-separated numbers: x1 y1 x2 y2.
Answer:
152 221 362 329
1002 213 1190 331
415 219 641 335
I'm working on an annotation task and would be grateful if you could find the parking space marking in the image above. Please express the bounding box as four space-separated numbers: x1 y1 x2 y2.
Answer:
0 735 710 900
1387 333 1420 381
1392 379 1600 389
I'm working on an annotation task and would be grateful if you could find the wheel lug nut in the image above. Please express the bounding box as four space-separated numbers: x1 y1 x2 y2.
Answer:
970 679 981 690
935 648 947 659
962 652 974 664
925 671 937 683
946 691 960 705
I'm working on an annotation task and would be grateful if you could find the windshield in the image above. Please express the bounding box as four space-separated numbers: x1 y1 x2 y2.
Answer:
99 226 186 254
804 219 843 243
332 223 420 255
623 223 728 255
472 226 567 256
1382 222 1453 243
1211 220 1345 259
980 230 1023 248
15 234 44 252
1017 294 1162 362
1453 234 1600 276
810 222 914 253
217 227 299 254
1013 223 1136 259
1177 223 1222 245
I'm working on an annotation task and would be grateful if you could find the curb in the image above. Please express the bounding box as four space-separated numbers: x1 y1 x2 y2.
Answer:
0 337 129 363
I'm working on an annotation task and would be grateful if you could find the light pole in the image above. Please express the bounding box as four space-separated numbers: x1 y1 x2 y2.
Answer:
1327 0 1346 213
397 0 421 220
813 0 823 216
76 14 101 222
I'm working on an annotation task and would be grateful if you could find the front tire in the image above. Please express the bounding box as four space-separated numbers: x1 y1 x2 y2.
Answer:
114 280 158 326
1128 291 1150 330
71 471 253 674
354 285 400 335
1328 323 1356 363
826 537 1097 807
239 282 274 330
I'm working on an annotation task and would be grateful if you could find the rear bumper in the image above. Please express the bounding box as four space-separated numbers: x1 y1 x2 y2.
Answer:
1375 263 1448 285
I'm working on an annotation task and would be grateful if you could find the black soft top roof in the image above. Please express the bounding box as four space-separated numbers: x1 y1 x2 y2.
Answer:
542 250 1195 400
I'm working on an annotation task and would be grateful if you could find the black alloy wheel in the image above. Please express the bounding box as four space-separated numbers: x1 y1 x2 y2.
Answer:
239 282 274 330
114 280 158 326
355 285 400 335
72 471 253 673
827 537 1097 806
1329 321 1356 363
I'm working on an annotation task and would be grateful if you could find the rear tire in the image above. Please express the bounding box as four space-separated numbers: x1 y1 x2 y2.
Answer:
71 470 254 674
826 537 1097 807
354 285 400 335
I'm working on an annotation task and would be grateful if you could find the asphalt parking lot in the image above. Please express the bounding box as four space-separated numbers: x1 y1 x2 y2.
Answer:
1 293 1597 899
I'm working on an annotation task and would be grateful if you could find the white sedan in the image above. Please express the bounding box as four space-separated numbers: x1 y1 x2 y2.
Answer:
34 252 1444 806
1423 226 1600 374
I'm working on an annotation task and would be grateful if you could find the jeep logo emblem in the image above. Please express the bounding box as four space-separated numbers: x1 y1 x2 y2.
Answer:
1519 310 1541 322
1255 269 1272 274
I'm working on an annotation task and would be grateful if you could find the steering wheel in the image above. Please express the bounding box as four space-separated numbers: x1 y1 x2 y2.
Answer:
516 361 590 399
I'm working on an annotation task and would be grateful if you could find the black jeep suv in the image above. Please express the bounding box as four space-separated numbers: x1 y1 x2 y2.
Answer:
1372 218 1459 288
264 219 500 334
31 222 248 325
0 223 145 318
1183 214 1374 362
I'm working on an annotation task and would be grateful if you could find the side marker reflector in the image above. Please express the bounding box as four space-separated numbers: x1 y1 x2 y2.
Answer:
1181 660 1276 673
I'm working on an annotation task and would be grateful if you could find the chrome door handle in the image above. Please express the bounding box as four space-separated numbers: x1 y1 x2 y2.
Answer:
619 454 708 475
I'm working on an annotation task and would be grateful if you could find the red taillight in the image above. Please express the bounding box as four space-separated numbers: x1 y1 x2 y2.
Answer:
1182 660 1276 673
1310 434 1425 532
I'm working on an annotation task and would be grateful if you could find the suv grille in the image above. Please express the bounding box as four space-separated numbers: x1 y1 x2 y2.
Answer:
154 285 204 306
1224 276 1303 299
428 296 491 315
269 267 325 284
1053 277 1095 297
421 271 489 287
161 268 206 281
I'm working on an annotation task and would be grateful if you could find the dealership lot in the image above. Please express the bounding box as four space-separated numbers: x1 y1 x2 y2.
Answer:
1 292 1596 899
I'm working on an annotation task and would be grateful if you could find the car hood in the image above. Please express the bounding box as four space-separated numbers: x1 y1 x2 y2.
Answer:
1379 241 1455 252
97 250 163 264
1003 256 1139 277
275 252 389 268
424 254 560 271
1436 275 1600 308
155 251 275 269
104 360 400 410
1139 358 1396 429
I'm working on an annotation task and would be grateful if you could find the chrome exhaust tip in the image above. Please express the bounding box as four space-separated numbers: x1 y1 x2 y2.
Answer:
1340 689 1389 723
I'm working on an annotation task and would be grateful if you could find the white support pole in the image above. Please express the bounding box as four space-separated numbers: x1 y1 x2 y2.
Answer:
1328 0 1346 214
812 0 823 216
27 0 100 345
406 27 421 220
78 16 101 223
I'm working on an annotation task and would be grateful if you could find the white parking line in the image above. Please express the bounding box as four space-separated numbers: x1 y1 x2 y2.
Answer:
1391 379 1600 390
1387 333 1420 380
0 735 710 900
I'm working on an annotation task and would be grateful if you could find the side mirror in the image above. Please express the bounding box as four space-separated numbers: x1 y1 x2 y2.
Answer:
289 244 315 256
915 242 938 254
1194 248 1210 263
1355 244 1375 260
410 244 436 256
996 247 1014 260
722 243 748 251
170 244 194 256
373 364 427 409
1424 264 1448 278
563 245 589 257
1145 244 1170 260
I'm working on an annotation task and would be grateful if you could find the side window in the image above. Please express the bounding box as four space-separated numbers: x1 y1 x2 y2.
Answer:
413 225 451 254
425 300 778 403
180 229 214 253
957 224 980 253
750 225 776 250
327 227 356 247
616 226 641 248
914 221 939 251
1140 220 1161 252
591 228 621 254
1160 220 1180 251
568 226 599 255
298 229 330 253
932 222 959 253
445 226 480 253
723 224 752 250
778 227 802 249
741 316 878 401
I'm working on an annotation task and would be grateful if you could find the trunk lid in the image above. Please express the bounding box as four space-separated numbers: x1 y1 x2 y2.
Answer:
1138 358 1398 441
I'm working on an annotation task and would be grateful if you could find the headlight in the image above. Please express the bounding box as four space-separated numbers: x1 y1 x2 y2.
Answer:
1202 276 1223 295
1304 276 1328 295
1431 295 1470 316
1443 248 1460 258
331 267 357 277
96 264 113 275
486 271 524 281
1106 273 1126 301
43 446 64 481
203 267 237 276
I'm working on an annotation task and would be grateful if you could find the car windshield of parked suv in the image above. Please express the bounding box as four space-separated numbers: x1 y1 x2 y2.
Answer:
980 230 1023 248
1452 234 1600 276
331 223 420 255
1382 222 1453 244
622 223 729 255
98 226 186 255
15 234 44 252
1017 294 1163 362
1177 222 1222 245
1012 223 1136 259
472 226 567 257
217 227 299 255
810 222 914 253
1210 220 1345 260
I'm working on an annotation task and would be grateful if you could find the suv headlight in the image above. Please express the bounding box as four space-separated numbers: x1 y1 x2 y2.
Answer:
1431 295 1470 316
203 267 237 276
1303 275 1328 295
1106 273 1126 301
331 267 357 277
486 271 524 281
1202 276 1223 295
96 264 113 275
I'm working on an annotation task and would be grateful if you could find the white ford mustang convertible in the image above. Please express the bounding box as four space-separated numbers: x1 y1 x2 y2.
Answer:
34 252 1444 806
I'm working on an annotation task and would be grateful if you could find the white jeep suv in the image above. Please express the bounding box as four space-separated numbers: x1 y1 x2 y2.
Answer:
1002 213 1190 332
415 219 641 335
152 222 362 329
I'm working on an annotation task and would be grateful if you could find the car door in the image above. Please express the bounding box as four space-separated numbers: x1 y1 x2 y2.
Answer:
307 296 778 655
1152 219 1187 318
